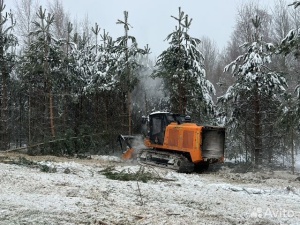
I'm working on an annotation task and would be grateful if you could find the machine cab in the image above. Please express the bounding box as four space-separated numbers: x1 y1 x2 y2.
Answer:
149 112 184 145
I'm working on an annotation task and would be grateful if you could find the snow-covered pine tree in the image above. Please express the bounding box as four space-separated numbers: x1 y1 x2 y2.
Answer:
218 16 287 165
0 0 18 150
68 32 116 96
153 7 215 122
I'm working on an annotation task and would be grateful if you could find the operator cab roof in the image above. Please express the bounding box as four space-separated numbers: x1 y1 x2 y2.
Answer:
150 111 170 116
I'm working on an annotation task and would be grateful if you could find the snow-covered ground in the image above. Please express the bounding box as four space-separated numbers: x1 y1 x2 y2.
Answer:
0 153 299 225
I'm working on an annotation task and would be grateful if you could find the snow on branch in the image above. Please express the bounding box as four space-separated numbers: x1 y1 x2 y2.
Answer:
289 1 300 8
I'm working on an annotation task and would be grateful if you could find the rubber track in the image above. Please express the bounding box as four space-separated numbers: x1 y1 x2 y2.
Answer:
137 149 194 173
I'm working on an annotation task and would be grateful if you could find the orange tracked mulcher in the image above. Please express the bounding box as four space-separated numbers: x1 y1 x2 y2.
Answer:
122 112 225 172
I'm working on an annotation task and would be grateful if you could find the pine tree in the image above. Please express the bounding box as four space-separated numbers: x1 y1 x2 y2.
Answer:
219 16 287 165
33 7 56 137
153 7 215 121
20 6 64 150
0 0 18 150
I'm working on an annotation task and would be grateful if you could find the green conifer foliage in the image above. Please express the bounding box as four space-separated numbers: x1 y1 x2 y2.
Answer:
153 7 215 122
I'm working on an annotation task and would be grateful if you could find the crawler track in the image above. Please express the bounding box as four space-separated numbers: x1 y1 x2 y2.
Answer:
137 149 194 173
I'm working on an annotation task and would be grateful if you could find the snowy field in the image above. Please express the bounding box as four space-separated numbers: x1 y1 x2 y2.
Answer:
0 153 300 225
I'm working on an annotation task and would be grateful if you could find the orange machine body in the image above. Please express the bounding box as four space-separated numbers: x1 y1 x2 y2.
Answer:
144 122 205 163
143 112 225 165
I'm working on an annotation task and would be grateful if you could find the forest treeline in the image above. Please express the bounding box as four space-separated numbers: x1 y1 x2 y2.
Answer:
0 0 299 170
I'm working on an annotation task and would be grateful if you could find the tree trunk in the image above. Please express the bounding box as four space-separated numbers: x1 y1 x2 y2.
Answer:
291 124 295 175
49 91 55 137
268 124 273 164
0 15 9 150
44 35 55 138
18 94 23 147
144 93 148 115
128 89 132 135
244 120 248 162
254 85 261 165
28 94 31 146
0 59 9 150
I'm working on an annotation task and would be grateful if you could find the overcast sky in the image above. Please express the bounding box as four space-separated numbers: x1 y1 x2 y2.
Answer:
6 0 290 57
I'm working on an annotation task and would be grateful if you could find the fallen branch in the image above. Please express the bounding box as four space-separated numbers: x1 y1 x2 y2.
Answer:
166 213 181 216
227 186 264 194
100 165 171 183
136 180 144 206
